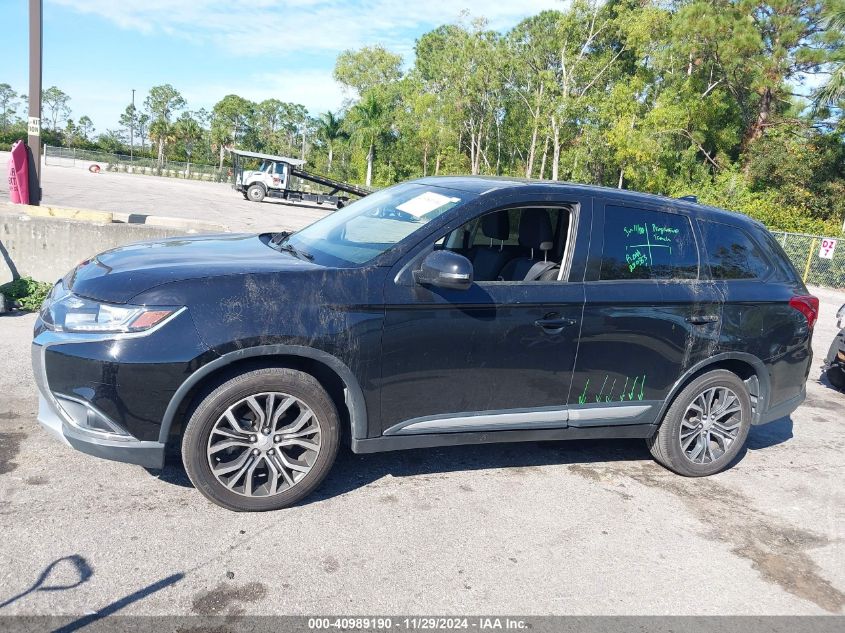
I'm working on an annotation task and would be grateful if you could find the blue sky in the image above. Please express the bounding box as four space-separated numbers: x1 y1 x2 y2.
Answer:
1 0 563 135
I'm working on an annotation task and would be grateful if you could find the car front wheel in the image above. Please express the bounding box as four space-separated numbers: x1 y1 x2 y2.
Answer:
647 369 751 477
182 368 340 511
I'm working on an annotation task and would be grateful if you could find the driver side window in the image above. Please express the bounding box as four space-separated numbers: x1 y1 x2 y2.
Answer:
443 207 571 282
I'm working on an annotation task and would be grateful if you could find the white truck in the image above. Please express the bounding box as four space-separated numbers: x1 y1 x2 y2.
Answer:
230 149 370 209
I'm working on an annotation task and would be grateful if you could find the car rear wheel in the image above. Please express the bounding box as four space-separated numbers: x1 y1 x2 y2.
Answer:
246 184 265 202
182 368 339 511
647 369 751 477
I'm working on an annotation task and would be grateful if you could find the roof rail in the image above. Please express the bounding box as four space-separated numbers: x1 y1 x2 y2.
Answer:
678 195 698 202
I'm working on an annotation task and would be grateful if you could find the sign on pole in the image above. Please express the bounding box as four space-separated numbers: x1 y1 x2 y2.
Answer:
819 238 837 260
27 116 40 137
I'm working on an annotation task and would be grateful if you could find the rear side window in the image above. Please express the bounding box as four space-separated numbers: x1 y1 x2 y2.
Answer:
700 221 771 280
600 206 698 280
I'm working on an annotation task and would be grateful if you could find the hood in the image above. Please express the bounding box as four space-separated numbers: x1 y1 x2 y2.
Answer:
67 233 318 303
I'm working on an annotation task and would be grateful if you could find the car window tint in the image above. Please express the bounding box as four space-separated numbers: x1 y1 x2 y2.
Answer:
700 221 771 280
600 206 698 280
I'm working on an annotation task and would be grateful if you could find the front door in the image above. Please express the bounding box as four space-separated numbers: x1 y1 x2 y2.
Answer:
376 200 589 436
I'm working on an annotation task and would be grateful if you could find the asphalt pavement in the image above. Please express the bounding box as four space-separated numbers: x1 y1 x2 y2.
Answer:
0 152 333 233
0 288 843 616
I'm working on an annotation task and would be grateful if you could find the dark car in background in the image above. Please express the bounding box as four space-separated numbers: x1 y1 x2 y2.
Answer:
823 303 845 390
32 177 817 511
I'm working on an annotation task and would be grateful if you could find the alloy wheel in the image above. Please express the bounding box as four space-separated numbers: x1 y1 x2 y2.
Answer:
679 386 743 465
206 392 321 497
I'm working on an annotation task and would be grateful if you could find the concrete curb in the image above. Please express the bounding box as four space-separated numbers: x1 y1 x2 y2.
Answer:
0 210 229 285
0 201 229 233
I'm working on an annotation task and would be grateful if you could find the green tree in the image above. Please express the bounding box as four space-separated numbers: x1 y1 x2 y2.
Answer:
137 113 150 153
0 83 19 129
347 92 387 186
334 45 403 96
735 0 836 144
96 129 126 154
119 104 139 153
316 111 345 173
77 115 94 141
42 86 71 131
211 94 254 169
814 8 845 108
144 84 186 166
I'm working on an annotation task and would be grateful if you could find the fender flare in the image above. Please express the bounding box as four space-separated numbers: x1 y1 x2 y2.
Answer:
158 345 368 444
653 352 771 425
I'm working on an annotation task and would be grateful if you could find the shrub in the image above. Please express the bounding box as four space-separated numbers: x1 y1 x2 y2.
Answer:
0 277 53 312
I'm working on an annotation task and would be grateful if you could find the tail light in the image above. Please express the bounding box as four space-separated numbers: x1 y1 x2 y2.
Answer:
789 295 819 329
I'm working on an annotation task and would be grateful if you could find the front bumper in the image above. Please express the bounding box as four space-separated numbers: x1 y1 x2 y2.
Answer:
35 392 166 469
31 308 213 470
32 339 167 469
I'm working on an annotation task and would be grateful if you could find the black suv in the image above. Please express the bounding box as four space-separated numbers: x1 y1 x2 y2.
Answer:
32 178 817 511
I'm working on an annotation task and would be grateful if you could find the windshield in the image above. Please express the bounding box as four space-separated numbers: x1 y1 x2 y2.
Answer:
282 183 469 266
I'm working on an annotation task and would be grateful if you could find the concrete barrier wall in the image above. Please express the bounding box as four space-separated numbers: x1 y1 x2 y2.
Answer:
0 211 222 285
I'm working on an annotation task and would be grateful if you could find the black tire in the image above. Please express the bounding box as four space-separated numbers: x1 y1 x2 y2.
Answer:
647 369 751 477
246 184 265 202
826 366 845 391
182 368 340 511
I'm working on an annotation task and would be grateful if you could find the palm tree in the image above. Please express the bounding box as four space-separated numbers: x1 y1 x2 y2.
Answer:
316 111 346 173
814 10 845 109
148 119 176 169
347 93 385 187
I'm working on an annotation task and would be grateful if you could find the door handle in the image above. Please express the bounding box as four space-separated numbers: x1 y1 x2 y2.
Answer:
686 314 720 325
534 316 577 332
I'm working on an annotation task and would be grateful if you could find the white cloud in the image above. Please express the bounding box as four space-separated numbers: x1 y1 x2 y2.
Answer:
45 0 567 127
49 0 565 56
181 69 346 115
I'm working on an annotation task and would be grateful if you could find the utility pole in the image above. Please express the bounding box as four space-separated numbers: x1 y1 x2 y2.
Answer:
130 88 135 160
28 0 43 205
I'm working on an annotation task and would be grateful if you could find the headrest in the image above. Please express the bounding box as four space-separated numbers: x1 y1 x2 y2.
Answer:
481 211 510 241
518 208 553 251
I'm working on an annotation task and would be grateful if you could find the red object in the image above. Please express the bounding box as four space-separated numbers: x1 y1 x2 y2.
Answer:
8 140 30 204
789 295 819 329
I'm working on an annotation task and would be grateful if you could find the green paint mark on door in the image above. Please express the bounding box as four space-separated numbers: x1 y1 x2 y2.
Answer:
595 375 609 403
578 379 591 405
628 376 639 401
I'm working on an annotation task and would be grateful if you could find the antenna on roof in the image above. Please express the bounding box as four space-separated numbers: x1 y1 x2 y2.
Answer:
678 195 698 202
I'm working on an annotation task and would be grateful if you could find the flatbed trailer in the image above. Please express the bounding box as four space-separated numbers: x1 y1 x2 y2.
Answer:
230 149 370 208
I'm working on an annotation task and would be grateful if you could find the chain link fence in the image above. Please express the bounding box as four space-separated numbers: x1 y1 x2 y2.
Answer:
771 231 844 289
44 145 227 182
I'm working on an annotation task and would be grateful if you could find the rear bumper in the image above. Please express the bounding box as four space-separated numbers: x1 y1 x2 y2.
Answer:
756 386 805 426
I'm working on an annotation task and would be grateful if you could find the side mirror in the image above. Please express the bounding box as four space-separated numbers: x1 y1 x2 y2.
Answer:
414 250 474 291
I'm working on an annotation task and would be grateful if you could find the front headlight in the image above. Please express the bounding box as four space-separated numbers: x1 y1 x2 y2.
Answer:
41 291 179 333
837 303 845 328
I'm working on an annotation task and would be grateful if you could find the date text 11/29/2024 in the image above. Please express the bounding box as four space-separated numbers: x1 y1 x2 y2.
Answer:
307 617 528 630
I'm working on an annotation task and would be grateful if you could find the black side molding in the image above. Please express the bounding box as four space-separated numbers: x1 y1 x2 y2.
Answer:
351 424 657 454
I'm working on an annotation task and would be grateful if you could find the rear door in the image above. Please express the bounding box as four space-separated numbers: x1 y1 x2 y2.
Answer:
569 199 722 427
